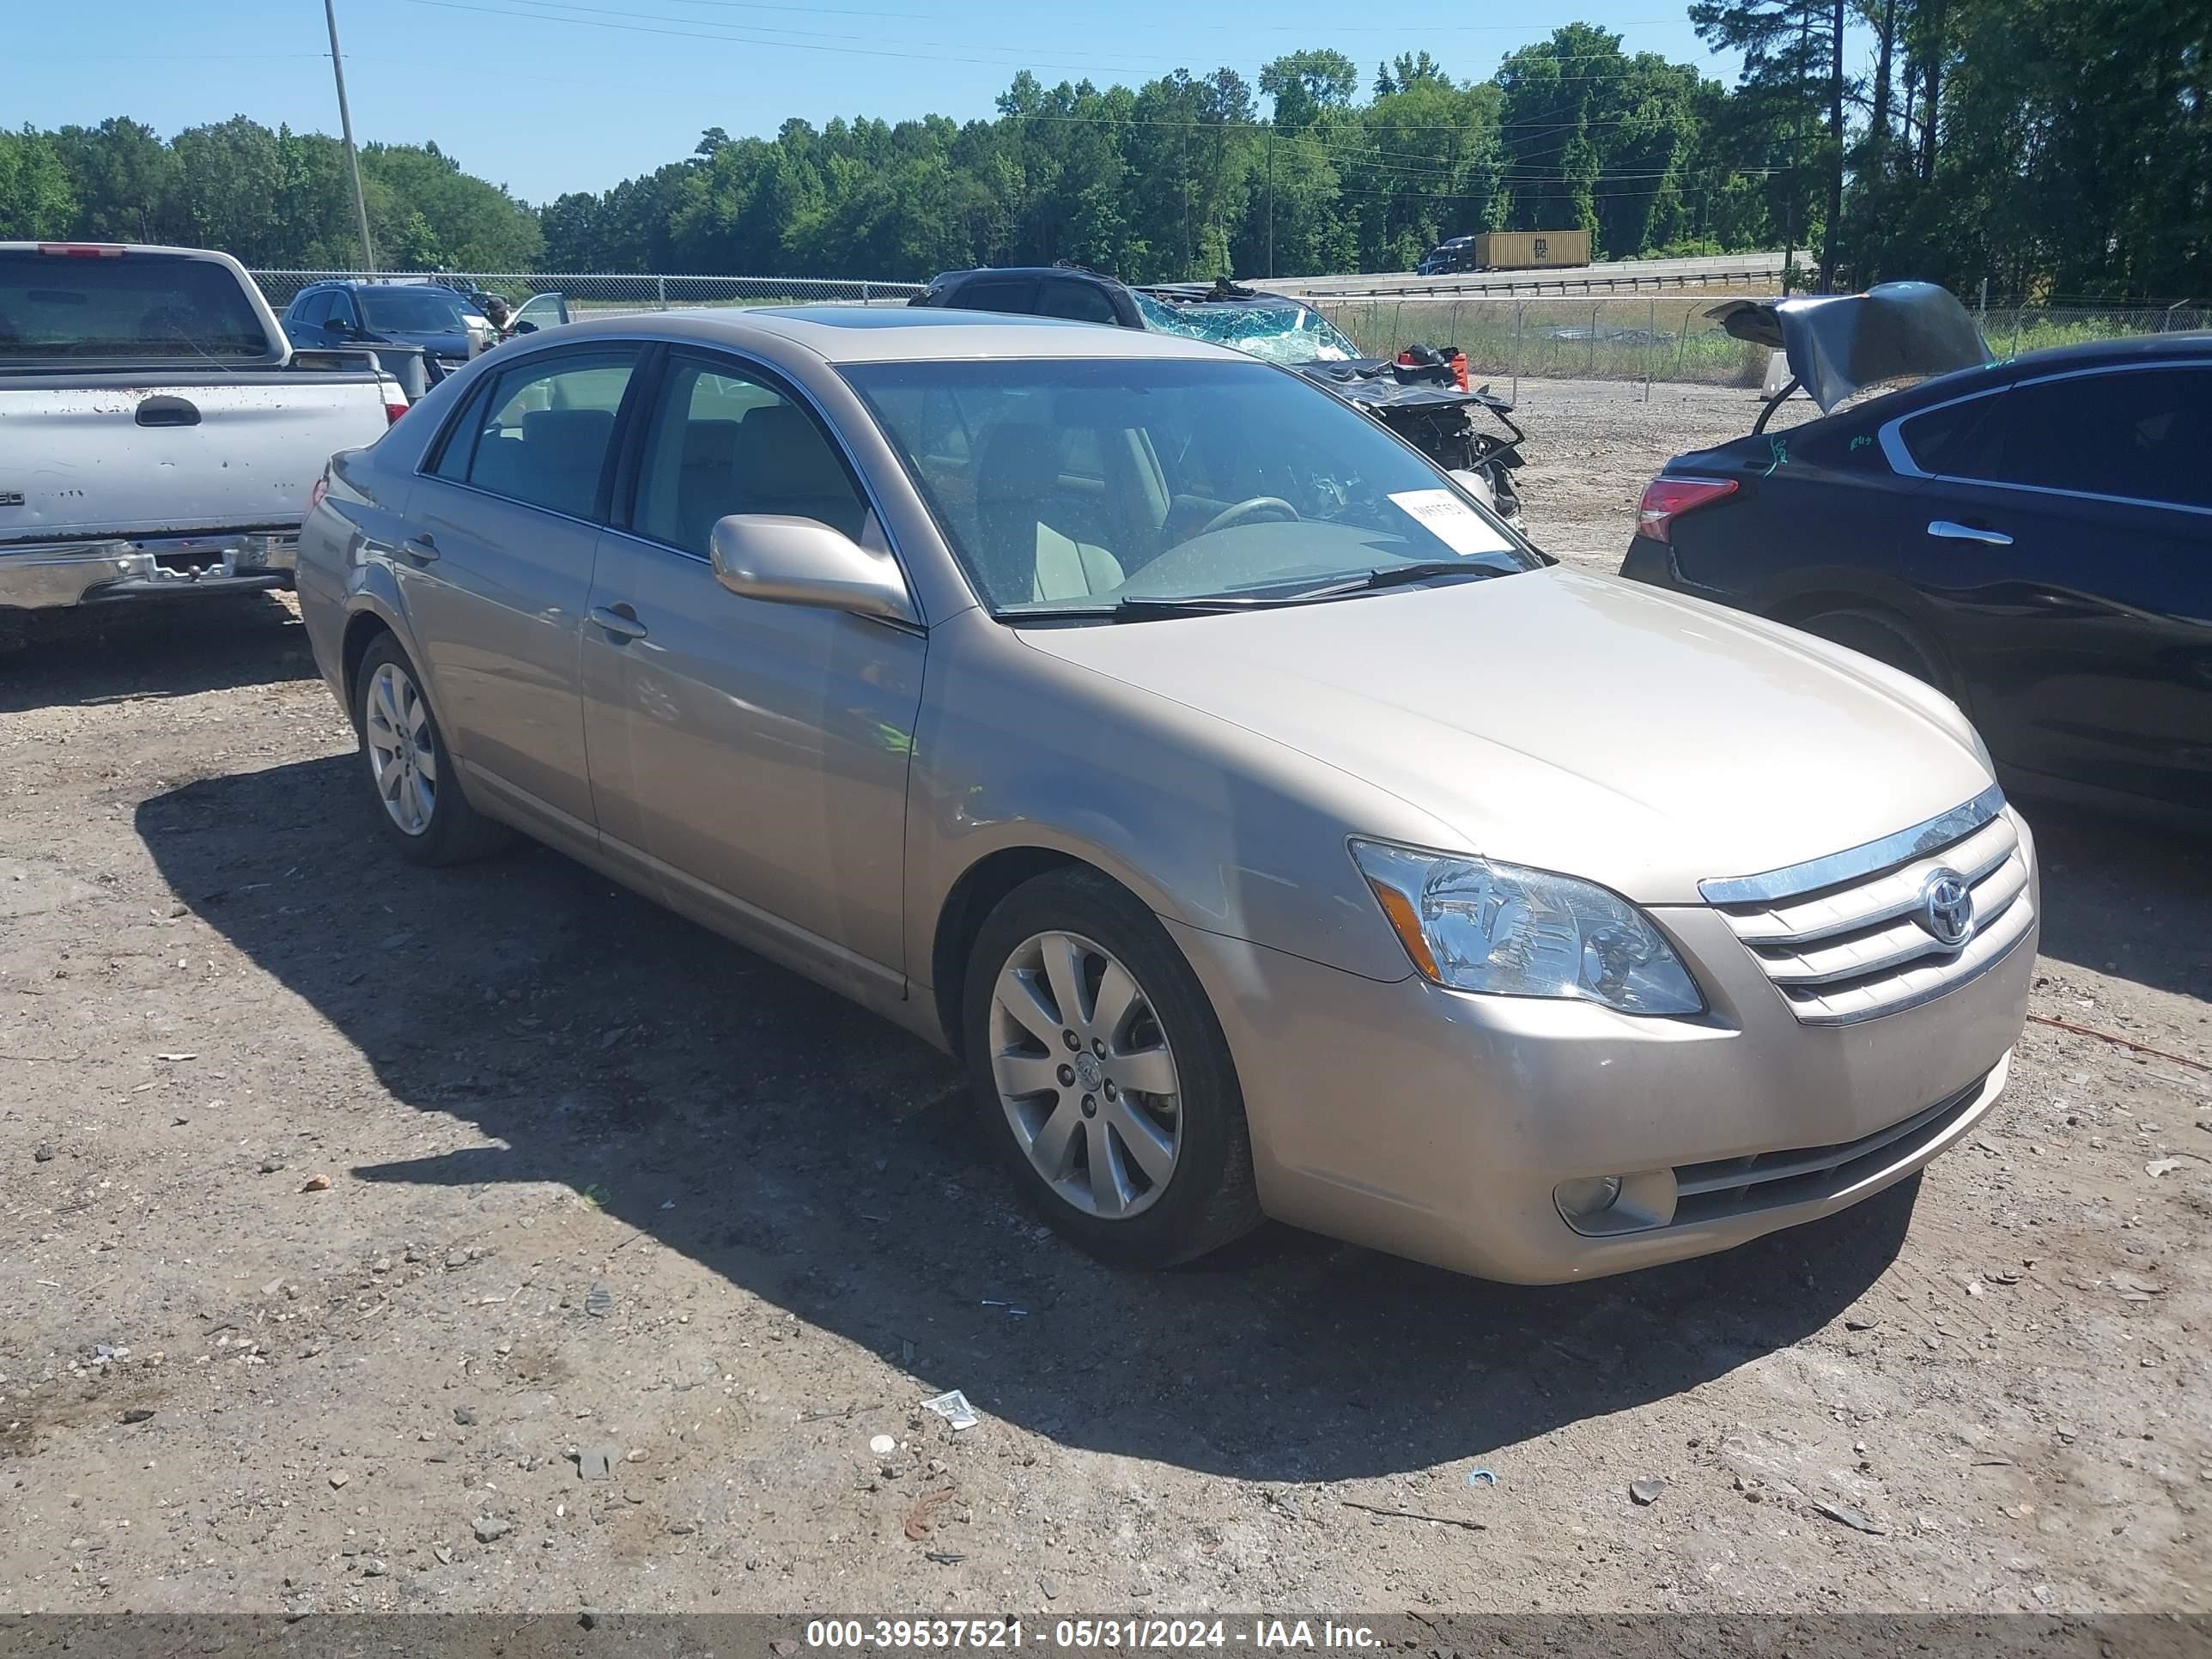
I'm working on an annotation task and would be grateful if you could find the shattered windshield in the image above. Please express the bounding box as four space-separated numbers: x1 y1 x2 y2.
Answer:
1130 292 1360 365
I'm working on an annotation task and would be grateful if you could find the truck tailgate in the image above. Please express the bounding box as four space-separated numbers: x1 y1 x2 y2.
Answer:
0 375 388 544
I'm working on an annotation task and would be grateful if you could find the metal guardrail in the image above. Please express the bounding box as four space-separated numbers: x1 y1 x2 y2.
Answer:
248 270 927 312
1269 264 1788 301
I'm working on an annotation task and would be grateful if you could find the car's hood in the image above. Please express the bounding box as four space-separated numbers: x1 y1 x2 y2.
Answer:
373 325 473 359
1015 567 1993 904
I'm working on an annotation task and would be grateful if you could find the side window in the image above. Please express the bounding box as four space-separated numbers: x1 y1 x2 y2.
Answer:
447 349 637 519
429 378 494 482
327 292 358 329
629 355 869 555
1036 280 1121 325
950 277 1038 316
1897 392 2005 477
1978 369 2211 509
292 291 332 329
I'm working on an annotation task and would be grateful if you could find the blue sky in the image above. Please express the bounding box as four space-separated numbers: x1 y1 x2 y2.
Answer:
14 1 1743 205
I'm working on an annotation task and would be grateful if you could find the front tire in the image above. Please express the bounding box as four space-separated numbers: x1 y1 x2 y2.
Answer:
963 867 1261 1269
352 634 512 866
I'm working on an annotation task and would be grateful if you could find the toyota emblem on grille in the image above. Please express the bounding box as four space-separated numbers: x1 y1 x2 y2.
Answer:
1919 868 1975 947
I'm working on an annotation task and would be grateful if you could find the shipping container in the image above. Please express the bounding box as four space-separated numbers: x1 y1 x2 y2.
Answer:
1473 229 1591 270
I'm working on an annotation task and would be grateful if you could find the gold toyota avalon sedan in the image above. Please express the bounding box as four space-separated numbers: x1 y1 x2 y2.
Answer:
296 307 2038 1282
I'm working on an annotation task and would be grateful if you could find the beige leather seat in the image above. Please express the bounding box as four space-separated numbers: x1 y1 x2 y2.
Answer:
973 422 1125 604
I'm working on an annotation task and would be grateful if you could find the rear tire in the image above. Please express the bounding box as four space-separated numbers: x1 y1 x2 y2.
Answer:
962 866 1261 1269
352 634 513 866
1795 607 1949 694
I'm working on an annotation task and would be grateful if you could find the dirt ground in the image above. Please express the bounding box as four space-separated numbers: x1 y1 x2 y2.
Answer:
2 379 2207 1620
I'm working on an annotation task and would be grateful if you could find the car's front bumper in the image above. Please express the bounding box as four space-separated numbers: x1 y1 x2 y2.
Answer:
1167 842 2037 1283
0 532 298 611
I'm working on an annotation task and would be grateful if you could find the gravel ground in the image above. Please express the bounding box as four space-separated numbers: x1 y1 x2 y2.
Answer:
1 380 2207 1620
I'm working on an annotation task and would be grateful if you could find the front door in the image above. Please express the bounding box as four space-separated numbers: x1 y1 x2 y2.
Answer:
1901 362 2212 812
579 349 925 992
401 343 642 842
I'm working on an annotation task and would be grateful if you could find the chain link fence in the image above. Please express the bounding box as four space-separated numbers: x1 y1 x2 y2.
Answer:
249 270 926 313
1306 293 2212 392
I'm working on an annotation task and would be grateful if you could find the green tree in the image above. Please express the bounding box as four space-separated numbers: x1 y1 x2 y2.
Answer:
0 127 78 239
1691 0 1846 284
49 118 176 243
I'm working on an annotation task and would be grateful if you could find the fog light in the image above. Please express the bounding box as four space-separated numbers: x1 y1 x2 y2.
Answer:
1553 1170 1680 1237
1554 1175 1625 1222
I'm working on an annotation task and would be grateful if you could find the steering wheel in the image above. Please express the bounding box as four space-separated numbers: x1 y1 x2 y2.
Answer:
1196 495 1301 538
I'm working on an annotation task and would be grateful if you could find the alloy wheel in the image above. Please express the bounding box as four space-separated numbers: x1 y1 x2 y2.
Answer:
364 661 438 836
988 930 1182 1218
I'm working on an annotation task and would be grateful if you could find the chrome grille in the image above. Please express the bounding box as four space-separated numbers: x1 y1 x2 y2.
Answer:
1702 787 2033 1025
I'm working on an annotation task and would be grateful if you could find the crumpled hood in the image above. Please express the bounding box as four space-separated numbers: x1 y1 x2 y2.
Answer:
1017 567 1994 904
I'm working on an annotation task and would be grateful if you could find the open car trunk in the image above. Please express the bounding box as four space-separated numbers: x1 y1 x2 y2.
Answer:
1707 282 1991 415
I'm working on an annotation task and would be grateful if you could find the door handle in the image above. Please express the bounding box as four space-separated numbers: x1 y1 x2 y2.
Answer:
589 603 648 641
399 534 439 562
1927 520 2013 546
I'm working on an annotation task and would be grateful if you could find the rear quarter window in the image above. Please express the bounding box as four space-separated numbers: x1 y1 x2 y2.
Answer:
1894 392 2006 476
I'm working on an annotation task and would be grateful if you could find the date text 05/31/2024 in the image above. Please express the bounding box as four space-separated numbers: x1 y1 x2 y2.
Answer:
805 1621 1382 1650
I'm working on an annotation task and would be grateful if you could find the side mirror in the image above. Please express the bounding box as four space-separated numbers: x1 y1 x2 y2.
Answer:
708 514 914 623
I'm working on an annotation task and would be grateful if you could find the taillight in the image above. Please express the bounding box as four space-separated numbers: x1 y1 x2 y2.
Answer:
307 471 331 514
37 242 125 258
1450 350 1468 392
1635 475 1738 544
385 401 410 424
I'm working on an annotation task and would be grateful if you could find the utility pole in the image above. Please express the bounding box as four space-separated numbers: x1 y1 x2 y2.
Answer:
324 0 376 273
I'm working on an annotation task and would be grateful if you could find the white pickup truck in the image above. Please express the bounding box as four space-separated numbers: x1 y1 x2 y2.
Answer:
0 241 405 621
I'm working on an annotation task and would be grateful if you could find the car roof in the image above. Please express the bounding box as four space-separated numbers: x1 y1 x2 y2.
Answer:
930 265 1118 286
1851 328 2212 414
544 305 1243 364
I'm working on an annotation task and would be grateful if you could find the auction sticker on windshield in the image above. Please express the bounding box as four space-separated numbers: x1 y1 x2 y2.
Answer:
1387 489 1513 556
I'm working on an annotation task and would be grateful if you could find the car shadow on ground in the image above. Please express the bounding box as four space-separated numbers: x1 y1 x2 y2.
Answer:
2017 799 2211 1005
142 754 1929 1484
0 594 312 714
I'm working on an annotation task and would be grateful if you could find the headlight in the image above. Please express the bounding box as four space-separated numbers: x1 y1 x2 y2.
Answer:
1350 840 1705 1016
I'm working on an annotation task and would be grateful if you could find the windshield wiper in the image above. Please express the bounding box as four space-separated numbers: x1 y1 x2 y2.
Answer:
1006 594 1301 623
1280 561 1510 603
1006 566 1505 624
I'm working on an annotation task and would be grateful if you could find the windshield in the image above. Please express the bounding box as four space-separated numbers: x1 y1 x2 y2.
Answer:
357 288 475 332
843 357 1538 617
0 250 273 362
1130 292 1360 365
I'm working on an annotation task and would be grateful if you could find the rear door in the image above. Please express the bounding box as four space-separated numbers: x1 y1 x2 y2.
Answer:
400 343 644 842
1891 362 2212 811
287 289 334 345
